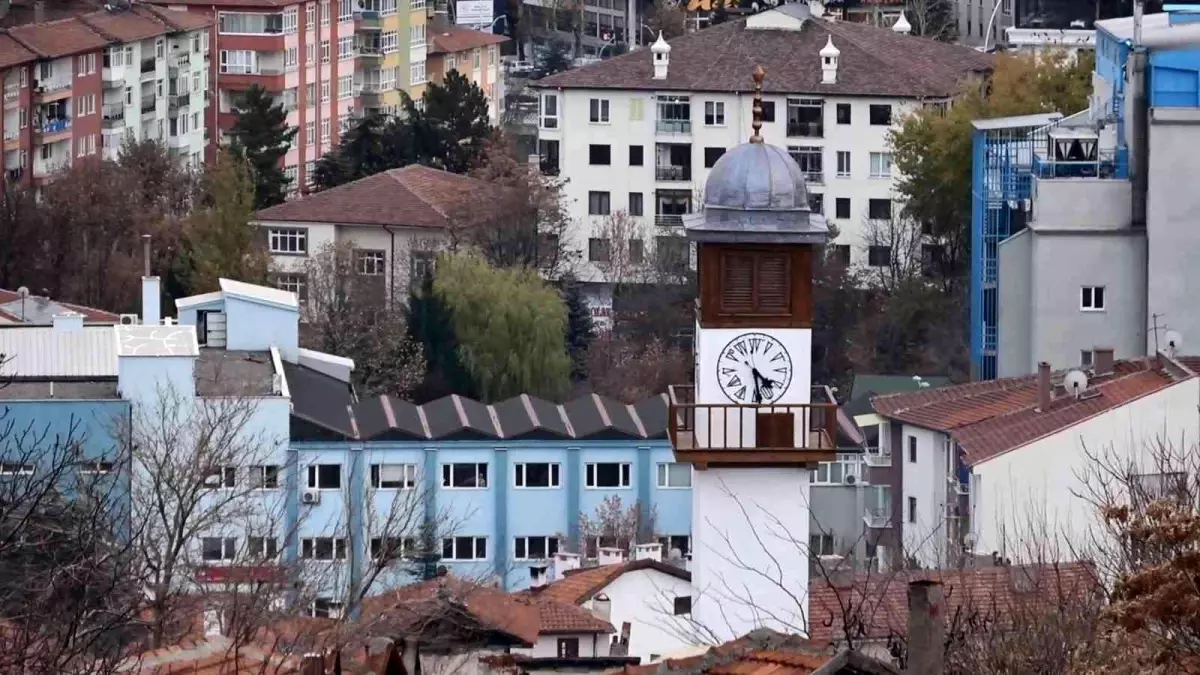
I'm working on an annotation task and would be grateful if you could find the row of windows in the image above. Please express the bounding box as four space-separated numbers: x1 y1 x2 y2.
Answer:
203 533 694 563
205 461 694 491
585 142 892 180
0 460 116 476
550 93 894 133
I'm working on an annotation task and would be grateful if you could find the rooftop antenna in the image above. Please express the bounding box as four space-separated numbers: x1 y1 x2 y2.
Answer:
142 234 151 277
16 286 27 322
749 64 765 144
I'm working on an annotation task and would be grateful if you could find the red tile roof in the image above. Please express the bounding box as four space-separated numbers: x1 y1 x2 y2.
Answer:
78 6 187 42
530 559 693 606
359 575 611 647
428 26 509 55
8 16 109 58
619 630 883 675
255 164 514 229
534 14 992 98
140 5 215 31
807 562 1101 647
121 635 305 674
144 0 299 8
0 34 36 68
0 288 120 323
871 358 1189 465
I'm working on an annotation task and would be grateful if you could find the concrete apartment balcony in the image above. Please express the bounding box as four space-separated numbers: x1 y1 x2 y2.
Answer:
141 96 156 114
102 104 125 128
355 84 382 105
140 58 157 80
863 506 892 529
169 93 191 110
656 119 691 135
656 164 691 182
655 214 684 227
667 384 837 468
354 9 382 29
3 85 18 107
358 45 383 58
862 449 891 468
3 129 17 151
36 118 71 143
32 82 72 103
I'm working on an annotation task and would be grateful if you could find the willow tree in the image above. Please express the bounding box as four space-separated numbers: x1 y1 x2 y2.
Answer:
433 253 570 402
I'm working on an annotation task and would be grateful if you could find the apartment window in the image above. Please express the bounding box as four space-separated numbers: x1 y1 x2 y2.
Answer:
589 98 610 123
836 151 850 178
304 121 316 145
629 97 644 120
442 463 488 489
657 462 691 488
284 46 298 70
811 454 862 485
629 144 643 166
869 152 892 179
218 12 284 33
371 536 416 560
305 43 315 63
274 273 307 302
268 227 307 254
76 94 95 116
201 537 237 561
320 0 330 25
868 198 892 220
410 23 426 46
673 596 692 615
339 0 352 20
247 536 278 560
219 50 257 74
868 245 891 267
540 93 558 129
704 100 725 126
514 535 559 560
588 191 611 216
381 30 399 53
586 462 631 488
338 36 353 59
588 238 611 263
320 118 330 142
836 103 851 124
630 238 645 262
283 6 298 32
704 147 725 169
310 599 343 619
760 100 775 122
656 94 690 133
409 61 425 85
786 98 823 137
907 496 917 523
557 638 580 658
442 536 487 560
1081 349 1094 368
1081 286 1105 311
835 197 850 219
76 53 96 76
908 436 917 463
809 532 835 556
629 192 644 217
249 465 280 489
0 463 33 476
830 245 851 266
307 464 342 490
301 537 348 560
321 81 330 103
306 2 316 24
205 466 236 489
352 249 384 275
381 0 396 15
17 109 25 129
411 250 435 285
869 104 893 126
589 144 611 165
514 462 560 488
79 460 115 475
338 75 352 99
371 463 417 489
788 145 822 181
808 193 824 214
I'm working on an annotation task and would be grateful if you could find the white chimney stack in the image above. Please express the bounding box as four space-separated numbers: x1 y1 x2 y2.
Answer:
598 547 628 566
592 593 613 624
141 235 161 326
52 311 84 335
651 31 670 80
529 564 550 588
820 35 840 84
552 552 581 580
892 11 912 34
633 542 663 562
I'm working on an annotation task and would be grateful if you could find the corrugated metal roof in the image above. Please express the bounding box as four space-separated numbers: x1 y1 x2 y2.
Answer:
0 326 117 378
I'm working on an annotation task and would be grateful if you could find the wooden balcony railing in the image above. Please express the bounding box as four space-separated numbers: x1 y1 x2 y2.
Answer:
667 384 838 466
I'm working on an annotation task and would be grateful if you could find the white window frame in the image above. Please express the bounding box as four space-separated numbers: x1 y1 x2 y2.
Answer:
338 35 354 60
249 464 280 490
409 61 425 85
704 100 725 126
201 536 238 561
409 23 426 47
306 463 342 490
442 462 488 489
585 462 631 489
79 460 115 475
268 227 307 254
810 453 863 485
589 98 610 124
205 466 236 489
442 536 487 561
0 462 33 476
656 462 691 489
310 598 344 618
381 31 399 53
836 150 851 178
869 152 892 179
513 535 559 560
1080 286 1106 311
283 7 298 33
513 462 561 489
356 249 386 274
541 93 558 129
370 463 417 490
218 49 257 75
301 537 348 560
248 536 279 560
275 273 306 301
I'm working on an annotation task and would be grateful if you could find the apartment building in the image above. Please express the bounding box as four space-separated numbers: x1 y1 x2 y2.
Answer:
0 5 211 186
427 25 507 123
530 4 991 310
150 0 429 191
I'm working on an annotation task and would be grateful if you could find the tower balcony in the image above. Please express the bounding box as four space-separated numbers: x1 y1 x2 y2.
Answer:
667 384 838 468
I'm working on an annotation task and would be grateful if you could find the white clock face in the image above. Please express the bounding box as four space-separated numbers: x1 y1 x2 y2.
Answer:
717 333 793 404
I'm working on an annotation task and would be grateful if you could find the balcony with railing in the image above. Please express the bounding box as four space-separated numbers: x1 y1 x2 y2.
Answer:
37 117 71 135
141 96 156 113
864 506 892 529
863 449 891 468
102 104 124 127
667 385 837 465
169 93 190 109
655 214 684 227
3 85 17 103
656 118 691 134
140 58 156 75
655 164 691 182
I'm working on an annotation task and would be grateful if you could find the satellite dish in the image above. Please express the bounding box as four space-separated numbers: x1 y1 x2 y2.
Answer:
1063 369 1089 398
1166 329 1184 357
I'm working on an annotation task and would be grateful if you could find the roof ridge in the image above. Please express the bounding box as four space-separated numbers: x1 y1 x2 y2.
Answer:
388 164 454 218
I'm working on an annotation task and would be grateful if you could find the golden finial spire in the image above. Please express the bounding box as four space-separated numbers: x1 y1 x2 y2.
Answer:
750 64 766 144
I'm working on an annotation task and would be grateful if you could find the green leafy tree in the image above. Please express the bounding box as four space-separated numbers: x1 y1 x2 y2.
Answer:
889 51 1094 280
433 253 570 402
182 152 270 294
229 84 297 208
562 276 594 382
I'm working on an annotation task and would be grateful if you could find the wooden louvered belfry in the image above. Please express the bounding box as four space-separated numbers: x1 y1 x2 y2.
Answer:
698 244 814 329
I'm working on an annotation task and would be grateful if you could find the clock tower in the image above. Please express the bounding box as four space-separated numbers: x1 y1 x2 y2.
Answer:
668 65 837 642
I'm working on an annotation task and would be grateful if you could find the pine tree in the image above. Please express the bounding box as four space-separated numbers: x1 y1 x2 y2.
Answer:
562 276 594 382
229 84 298 209
407 72 491 174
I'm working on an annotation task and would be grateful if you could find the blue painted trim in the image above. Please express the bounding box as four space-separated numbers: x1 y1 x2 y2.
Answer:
348 445 365 618
567 446 581 545
493 447 508 578
969 128 986 379
637 445 651 525
423 447 438 576
284 447 300 564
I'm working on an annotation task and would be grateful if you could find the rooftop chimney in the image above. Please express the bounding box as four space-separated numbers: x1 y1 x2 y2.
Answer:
1093 347 1115 376
820 35 840 85
906 580 945 674
650 32 670 80
529 564 549 588
891 11 912 34
299 653 325 675
633 542 663 562
33 0 44 24
52 311 84 335
1037 361 1052 412
552 552 581 580
141 235 161 326
592 593 612 624
598 547 627 566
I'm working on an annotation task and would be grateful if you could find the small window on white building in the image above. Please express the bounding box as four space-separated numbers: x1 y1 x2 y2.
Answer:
557 637 580 657
586 462 631 488
307 464 342 490
205 466 236 489
514 462 560 488
268 227 307 254
703 100 725 126
247 536 278 559
541 93 558 129
1081 349 1094 368
673 596 692 615
201 537 237 561
1080 286 1105 311
310 598 343 618
656 462 691 488
869 152 892 179
589 98 610 123
908 436 917 463
907 496 917 523
249 464 280 489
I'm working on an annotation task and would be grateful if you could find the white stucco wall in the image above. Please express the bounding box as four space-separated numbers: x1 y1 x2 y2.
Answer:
580 568 695 662
971 378 1200 562
899 425 950 568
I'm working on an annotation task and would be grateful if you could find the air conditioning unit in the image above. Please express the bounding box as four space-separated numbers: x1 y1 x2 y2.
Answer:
119 313 139 325
301 489 321 505
844 474 858 486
